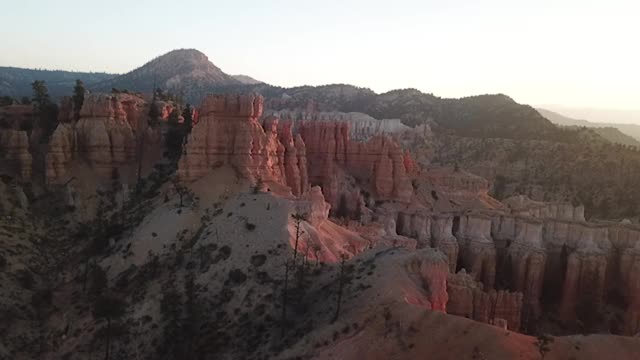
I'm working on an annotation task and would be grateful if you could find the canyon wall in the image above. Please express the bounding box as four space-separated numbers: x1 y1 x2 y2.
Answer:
178 94 416 208
447 270 523 331
378 205 640 334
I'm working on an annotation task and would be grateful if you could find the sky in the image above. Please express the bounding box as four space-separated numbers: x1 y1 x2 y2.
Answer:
1 0 638 115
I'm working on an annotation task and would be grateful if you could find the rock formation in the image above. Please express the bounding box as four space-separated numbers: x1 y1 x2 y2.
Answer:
395 209 431 247
45 94 148 183
447 270 524 331
294 120 414 207
273 118 308 196
403 251 450 312
179 94 416 208
178 94 295 188
492 215 546 317
559 243 609 322
455 214 496 290
0 129 32 180
430 215 459 272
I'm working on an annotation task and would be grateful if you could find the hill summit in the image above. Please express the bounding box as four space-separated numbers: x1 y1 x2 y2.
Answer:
92 48 241 101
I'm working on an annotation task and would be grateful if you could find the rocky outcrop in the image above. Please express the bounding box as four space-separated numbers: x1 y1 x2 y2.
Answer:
299 186 331 226
291 186 371 263
274 118 308 196
395 210 431 247
45 123 74 182
265 110 413 141
45 94 145 183
403 251 450 312
0 129 32 180
430 215 459 272
455 214 496 290
179 95 415 207
295 120 414 207
492 215 546 317
447 271 524 331
559 243 609 322
178 94 302 189
504 195 585 222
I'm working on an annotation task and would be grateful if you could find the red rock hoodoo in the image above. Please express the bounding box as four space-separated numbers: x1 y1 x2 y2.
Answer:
45 93 157 184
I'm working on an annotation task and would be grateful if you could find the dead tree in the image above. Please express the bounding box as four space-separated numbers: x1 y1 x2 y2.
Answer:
332 253 347 323
312 243 322 267
172 178 189 208
281 259 290 337
291 213 307 267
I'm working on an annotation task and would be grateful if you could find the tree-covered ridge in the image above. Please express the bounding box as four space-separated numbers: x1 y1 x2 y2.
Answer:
0 67 115 99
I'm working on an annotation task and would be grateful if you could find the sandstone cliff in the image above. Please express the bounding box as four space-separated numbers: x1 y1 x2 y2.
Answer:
178 94 416 209
178 94 301 191
45 93 155 184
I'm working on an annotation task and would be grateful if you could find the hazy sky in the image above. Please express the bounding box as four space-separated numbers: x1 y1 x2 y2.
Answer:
1 0 638 111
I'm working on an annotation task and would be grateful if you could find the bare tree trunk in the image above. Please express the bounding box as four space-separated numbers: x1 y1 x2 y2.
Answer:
281 260 290 337
332 255 346 323
293 218 301 267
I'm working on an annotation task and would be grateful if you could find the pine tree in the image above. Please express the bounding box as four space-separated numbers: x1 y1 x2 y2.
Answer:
72 79 85 121
31 80 58 139
31 80 50 111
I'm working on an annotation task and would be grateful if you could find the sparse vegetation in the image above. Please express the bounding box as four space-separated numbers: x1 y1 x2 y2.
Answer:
72 79 85 121
535 333 554 359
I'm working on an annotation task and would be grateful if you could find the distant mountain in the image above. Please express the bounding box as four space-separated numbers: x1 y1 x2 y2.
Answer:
242 85 583 142
540 105 640 127
91 49 241 102
538 108 640 145
231 74 262 85
0 67 115 99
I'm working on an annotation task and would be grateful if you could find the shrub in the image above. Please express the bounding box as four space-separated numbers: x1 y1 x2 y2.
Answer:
228 269 247 284
245 223 256 231
250 255 267 267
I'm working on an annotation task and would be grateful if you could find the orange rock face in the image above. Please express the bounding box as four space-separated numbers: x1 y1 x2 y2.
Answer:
178 94 298 188
297 121 414 206
403 251 450 312
275 118 308 196
178 94 415 206
45 94 145 183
